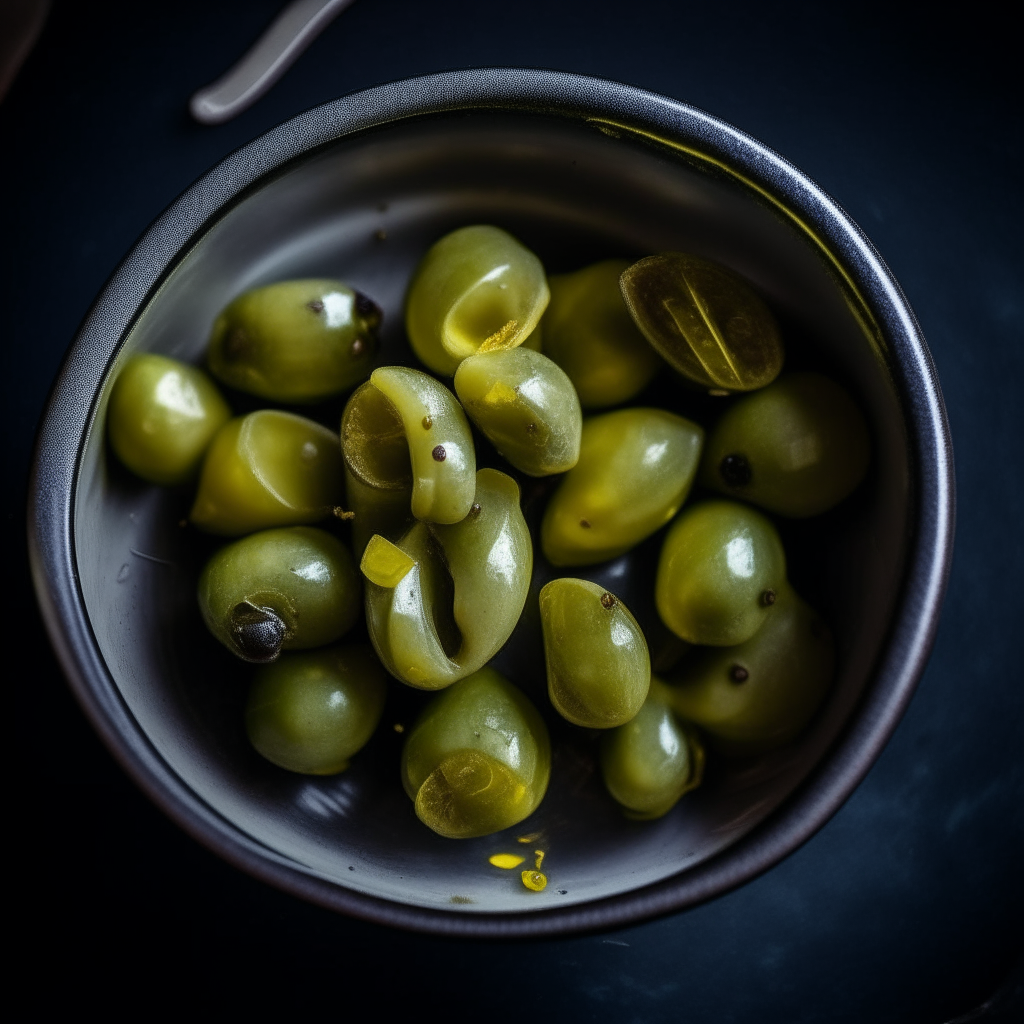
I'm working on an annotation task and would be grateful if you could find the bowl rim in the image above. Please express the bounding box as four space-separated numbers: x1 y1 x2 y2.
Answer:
27 67 955 938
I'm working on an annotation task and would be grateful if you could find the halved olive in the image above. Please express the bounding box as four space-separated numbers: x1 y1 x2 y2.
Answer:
400 667 550 838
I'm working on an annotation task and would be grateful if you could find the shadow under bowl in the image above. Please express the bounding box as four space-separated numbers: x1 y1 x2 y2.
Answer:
29 69 953 938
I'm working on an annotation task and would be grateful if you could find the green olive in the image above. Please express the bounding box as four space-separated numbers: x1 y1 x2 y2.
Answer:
400 667 550 838
341 367 476 526
190 410 344 535
198 526 361 663
362 468 532 690
666 584 834 754
600 677 705 819
656 500 786 646
405 225 549 376
541 408 704 566
107 353 230 484
246 644 387 774
539 579 649 728
543 259 661 408
700 371 871 517
454 347 582 476
207 279 379 403
620 253 783 393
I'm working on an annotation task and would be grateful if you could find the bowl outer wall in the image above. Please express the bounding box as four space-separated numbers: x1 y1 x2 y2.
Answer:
27 68 954 938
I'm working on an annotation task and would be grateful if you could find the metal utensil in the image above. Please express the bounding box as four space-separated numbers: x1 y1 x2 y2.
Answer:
190 0 356 124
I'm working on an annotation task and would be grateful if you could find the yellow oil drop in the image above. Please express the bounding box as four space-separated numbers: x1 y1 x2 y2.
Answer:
488 853 525 870
521 870 547 892
516 832 542 844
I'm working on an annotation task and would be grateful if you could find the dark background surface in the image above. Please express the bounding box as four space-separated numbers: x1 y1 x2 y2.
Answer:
4 1 1021 1019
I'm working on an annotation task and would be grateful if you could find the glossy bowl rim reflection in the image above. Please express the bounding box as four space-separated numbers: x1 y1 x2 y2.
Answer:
28 68 954 938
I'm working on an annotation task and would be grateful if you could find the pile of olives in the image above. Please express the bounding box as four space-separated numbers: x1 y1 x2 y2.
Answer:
108 224 870 849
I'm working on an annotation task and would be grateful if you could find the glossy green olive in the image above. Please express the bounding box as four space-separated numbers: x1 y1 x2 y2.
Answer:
107 353 230 484
363 468 532 690
700 371 871 517
667 583 834 754
543 259 661 408
405 225 549 376
207 279 379 402
190 410 344 535
620 252 783 393
656 500 786 646
541 408 704 566
454 347 582 476
198 527 361 663
342 367 476 526
600 677 705 819
539 579 649 728
400 667 551 838
246 644 387 774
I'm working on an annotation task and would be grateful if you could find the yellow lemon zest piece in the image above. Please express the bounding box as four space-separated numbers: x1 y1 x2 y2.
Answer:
360 534 416 588
488 853 526 870
521 870 547 892
478 319 521 352
534 850 545 870
516 832 542 844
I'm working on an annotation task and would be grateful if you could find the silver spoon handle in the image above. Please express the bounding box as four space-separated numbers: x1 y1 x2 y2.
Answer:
190 0 356 125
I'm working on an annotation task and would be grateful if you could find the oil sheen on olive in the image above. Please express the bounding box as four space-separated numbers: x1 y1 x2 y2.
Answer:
190 410 344 535
107 353 230 484
541 407 704 566
405 225 550 376
246 644 387 774
656 500 786 646
620 252 784 392
454 347 582 476
539 579 650 728
400 667 551 838
362 468 532 690
341 367 476 526
543 259 662 408
198 526 361 663
667 583 834 754
600 677 705 819
207 279 379 403
700 371 871 516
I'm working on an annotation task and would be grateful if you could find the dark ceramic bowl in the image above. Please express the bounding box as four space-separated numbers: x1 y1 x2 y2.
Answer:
28 69 953 937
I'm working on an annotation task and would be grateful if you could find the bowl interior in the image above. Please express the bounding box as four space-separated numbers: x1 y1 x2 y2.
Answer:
73 111 908 914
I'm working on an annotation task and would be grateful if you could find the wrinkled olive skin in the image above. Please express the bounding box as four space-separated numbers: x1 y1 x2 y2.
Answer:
620 253 784 393
342 367 476 526
198 527 361 663
540 579 650 728
406 225 550 376
364 469 532 690
400 668 551 838
190 410 344 535
207 279 379 403
108 353 230 484
246 645 387 774
701 372 871 517
543 260 661 408
541 408 704 566
600 677 705 819
667 584 834 754
454 347 582 476
656 500 786 646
